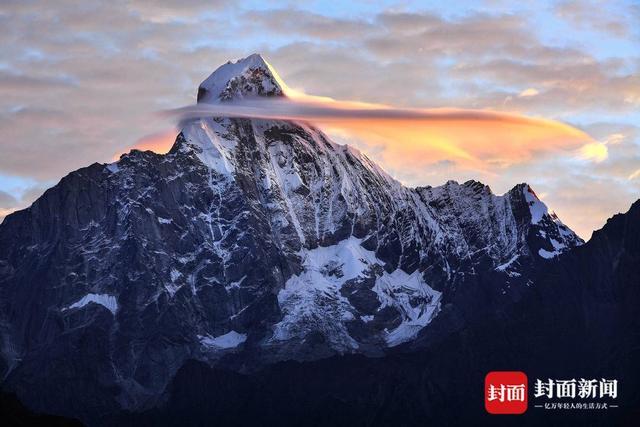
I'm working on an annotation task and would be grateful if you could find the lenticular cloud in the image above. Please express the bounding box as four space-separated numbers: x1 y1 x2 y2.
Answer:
162 97 591 135
159 96 593 173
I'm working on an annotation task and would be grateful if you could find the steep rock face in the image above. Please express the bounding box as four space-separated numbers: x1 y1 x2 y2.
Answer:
0 54 583 420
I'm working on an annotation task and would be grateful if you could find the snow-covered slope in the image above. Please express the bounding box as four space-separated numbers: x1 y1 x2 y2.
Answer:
0 54 583 417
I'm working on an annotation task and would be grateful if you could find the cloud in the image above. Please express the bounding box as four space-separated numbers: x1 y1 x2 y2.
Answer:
0 185 46 224
578 142 608 162
367 12 531 59
0 1 242 180
576 127 635 164
0 190 17 208
603 133 625 145
554 0 636 38
453 59 640 114
518 88 539 97
0 71 76 90
169 96 588 127
243 9 375 40
167 95 592 174
580 123 640 183
0 1 637 238
253 10 639 120
126 0 231 23
122 128 177 158
532 172 639 240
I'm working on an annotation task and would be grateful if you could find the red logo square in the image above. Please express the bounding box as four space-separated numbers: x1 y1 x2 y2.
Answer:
485 371 528 414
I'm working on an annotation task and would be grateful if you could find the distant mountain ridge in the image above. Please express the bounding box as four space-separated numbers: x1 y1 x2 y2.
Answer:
0 54 588 423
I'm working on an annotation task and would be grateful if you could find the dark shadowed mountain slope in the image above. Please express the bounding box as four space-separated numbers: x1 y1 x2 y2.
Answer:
0 392 82 427
112 200 640 427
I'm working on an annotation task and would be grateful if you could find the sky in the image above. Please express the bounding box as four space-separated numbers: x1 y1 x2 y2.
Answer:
0 0 638 239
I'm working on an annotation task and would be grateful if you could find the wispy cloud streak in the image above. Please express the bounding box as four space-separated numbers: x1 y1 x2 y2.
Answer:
163 98 593 135
158 96 594 174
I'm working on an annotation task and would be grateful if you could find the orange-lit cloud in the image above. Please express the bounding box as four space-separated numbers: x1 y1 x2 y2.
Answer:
166 96 594 175
518 88 539 97
114 128 177 160
578 142 608 163
323 115 592 175
0 207 16 221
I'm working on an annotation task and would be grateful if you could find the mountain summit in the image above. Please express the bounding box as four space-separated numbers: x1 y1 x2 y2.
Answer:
0 54 583 422
197 53 286 103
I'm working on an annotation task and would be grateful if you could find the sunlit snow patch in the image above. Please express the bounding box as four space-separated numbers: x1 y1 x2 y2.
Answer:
198 331 247 349
538 238 567 259
272 237 441 350
182 117 237 177
374 270 442 347
272 237 375 350
106 162 119 173
523 186 548 224
64 293 118 314
494 254 522 277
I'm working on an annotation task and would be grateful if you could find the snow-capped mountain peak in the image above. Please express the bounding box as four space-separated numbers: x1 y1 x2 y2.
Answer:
0 54 588 418
197 53 287 103
516 183 583 258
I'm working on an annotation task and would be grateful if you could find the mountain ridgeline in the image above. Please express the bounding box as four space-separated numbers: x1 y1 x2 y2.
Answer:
0 54 636 426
